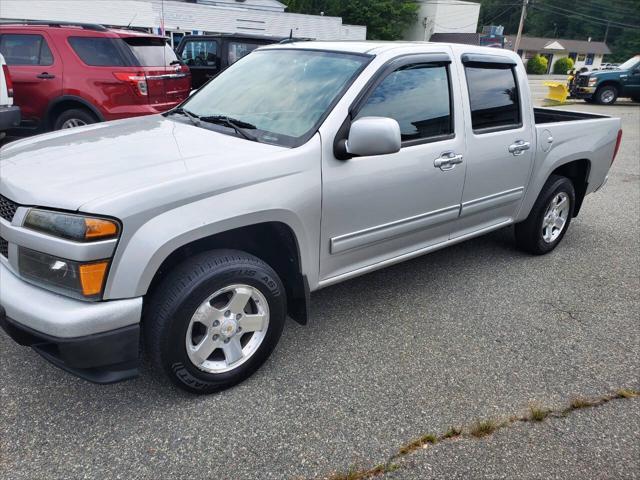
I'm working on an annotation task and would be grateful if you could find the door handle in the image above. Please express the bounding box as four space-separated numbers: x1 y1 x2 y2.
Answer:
36 72 56 79
434 152 463 171
508 140 530 156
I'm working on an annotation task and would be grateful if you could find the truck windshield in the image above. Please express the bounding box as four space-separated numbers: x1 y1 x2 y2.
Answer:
179 49 370 147
617 55 640 70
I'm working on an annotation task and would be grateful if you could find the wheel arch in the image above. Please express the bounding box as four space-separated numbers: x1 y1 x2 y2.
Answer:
141 222 310 325
550 158 591 216
45 95 104 131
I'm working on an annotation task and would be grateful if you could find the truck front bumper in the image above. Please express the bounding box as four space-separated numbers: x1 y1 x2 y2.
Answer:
570 86 596 99
0 261 142 383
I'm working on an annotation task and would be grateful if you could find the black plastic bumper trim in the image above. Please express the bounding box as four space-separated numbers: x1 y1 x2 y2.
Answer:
0 306 140 384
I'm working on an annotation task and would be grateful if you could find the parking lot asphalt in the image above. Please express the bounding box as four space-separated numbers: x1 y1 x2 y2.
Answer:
1 92 639 480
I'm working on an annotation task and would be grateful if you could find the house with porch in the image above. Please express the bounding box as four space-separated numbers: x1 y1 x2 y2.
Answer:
505 35 611 72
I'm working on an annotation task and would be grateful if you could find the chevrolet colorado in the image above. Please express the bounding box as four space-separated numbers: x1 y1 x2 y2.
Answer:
0 42 623 394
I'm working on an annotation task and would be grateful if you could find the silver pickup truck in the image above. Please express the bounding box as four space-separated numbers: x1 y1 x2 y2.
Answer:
0 42 622 393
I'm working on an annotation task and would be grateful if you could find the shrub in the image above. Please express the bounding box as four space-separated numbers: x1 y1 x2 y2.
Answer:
526 55 548 74
553 56 574 74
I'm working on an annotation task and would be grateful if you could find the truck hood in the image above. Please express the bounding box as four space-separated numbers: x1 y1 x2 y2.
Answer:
0 115 286 212
582 70 624 80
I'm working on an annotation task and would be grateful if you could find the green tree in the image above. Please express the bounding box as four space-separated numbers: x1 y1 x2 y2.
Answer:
282 0 419 40
477 0 640 62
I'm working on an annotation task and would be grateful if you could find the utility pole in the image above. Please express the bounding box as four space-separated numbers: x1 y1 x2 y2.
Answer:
604 20 610 42
514 0 529 53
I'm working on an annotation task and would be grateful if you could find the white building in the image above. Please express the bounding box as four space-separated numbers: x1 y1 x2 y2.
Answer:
404 0 480 41
0 0 366 47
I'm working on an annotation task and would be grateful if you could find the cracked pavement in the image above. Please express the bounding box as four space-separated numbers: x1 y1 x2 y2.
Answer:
1 87 639 480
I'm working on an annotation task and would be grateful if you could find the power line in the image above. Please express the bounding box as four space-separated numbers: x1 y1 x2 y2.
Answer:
531 3 640 30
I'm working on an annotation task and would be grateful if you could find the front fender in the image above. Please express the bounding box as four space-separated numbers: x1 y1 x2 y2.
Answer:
104 207 315 299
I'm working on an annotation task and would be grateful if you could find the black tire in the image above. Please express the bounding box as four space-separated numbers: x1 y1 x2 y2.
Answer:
515 175 575 255
53 108 98 130
594 85 618 105
144 250 287 394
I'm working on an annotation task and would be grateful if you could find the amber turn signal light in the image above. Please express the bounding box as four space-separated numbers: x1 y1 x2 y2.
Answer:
79 261 110 297
85 218 119 240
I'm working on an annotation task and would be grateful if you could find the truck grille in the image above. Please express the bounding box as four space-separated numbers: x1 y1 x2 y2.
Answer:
576 75 590 87
0 236 8 258
0 195 19 222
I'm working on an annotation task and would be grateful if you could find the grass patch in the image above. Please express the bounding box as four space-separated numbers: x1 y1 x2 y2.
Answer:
529 405 551 422
328 463 399 480
615 389 639 399
398 433 437 455
570 397 598 410
443 426 462 439
469 419 498 438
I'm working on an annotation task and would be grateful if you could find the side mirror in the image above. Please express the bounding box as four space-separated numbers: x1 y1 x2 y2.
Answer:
337 117 401 159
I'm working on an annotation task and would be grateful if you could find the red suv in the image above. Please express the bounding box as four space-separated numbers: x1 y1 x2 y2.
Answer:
0 21 191 131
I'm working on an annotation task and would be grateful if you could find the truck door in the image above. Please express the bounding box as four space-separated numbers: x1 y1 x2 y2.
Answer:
621 59 640 99
0 31 63 127
450 54 534 238
319 54 467 282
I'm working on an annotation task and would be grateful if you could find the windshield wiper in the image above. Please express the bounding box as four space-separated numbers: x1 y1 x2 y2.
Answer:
199 115 258 141
168 109 258 142
169 107 201 127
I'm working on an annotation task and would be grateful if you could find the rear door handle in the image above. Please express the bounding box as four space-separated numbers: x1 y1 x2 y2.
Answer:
434 152 463 171
36 72 55 79
508 140 530 156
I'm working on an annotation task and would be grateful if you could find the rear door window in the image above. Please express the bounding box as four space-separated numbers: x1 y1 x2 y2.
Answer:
228 41 261 65
123 37 180 67
179 39 218 67
68 37 132 66
0 34 54 65
465 65 521 132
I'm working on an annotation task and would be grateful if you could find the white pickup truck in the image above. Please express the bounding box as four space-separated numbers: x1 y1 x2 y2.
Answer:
0 42 622 394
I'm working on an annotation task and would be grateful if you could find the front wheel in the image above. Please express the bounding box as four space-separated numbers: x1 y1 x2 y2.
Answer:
144 250 287 394
594 85 618 105
515 175 575 255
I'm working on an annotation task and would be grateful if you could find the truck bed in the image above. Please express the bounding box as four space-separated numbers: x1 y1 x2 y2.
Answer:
534 107 608 124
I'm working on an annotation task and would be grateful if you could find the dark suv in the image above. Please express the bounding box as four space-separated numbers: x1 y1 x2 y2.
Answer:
176 33 296 89
0 21 191 132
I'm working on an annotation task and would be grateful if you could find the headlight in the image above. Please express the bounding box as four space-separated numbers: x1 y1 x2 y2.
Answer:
24 209 119 242
19 209 120 300
588 77 598 86
18 247 110 300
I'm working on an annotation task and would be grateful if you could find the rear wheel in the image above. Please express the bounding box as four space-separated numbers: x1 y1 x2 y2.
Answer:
515 175 575 255
144 250 287 394
53 108 98 130
594 85 618 105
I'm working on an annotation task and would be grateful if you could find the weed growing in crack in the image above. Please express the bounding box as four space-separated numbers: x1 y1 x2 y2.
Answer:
529 405 551 422
398 433 437 455
570 397 598 409
443 426 462 439
323 389 639 480
615 389 638 399
470 419 498 438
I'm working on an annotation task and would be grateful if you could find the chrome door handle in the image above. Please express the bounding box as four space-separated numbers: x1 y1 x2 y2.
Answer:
508 140 530 156
434 152 463 171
